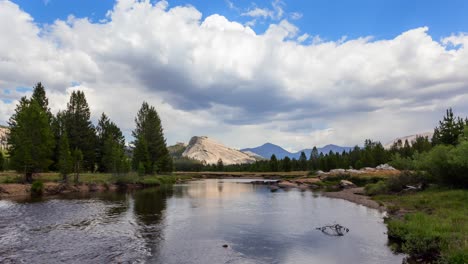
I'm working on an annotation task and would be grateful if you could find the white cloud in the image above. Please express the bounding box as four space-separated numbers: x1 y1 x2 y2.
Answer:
241 8 273 19
0 0 468 151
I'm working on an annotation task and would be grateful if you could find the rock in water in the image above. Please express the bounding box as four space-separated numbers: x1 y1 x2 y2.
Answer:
182 136 256 165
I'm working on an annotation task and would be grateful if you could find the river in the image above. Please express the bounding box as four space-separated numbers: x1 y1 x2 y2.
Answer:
0 179 404 263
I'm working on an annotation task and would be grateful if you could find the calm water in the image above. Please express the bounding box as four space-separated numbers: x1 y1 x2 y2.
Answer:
0 179 404 264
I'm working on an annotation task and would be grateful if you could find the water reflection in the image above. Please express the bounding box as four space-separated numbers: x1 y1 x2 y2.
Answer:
0 179 405 264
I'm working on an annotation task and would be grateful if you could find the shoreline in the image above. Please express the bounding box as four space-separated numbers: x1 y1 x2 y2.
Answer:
320 187 384 210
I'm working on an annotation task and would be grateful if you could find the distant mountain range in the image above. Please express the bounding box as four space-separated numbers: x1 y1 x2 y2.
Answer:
241 143 353 159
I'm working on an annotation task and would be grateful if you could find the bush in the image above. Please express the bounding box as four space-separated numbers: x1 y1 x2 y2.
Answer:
386 171 428 193
389 153 414 170
387 213 445 259
365 181 387 196
30 180 44 196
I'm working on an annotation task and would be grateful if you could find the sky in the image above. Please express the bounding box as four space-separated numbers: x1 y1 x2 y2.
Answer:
1 0 468 151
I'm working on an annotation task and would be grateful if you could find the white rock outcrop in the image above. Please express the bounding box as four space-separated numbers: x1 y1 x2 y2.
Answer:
384 132 433 149
182 136 256 165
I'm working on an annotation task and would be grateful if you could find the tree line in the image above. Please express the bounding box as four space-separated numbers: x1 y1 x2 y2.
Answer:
1 83 172 182
188 108 467 183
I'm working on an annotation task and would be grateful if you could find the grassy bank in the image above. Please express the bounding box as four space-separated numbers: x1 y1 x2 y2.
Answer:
0 171 194 186
374 188 468 263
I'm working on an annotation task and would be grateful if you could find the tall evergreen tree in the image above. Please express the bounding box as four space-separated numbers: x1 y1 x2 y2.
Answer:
50 111 67 171
269 154 279 172
432 108 466 146
217 158 224 171
96 113 126 173
0 151 4 171
64 91 97 171
132 135 150 172
8 98 54 182
282 156 292 172
298 151 308 171
309 147 319 170
31 82 52 122
132 102 172 174
58 131 72 182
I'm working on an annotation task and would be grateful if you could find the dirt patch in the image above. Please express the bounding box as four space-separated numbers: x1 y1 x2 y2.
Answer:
322 187 384 210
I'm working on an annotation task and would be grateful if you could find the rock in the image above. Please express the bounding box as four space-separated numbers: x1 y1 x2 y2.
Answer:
329 169 346 174
269 185 279 192
339 180 356 189
346 169 363 174
308 184 321 190
222 244 228 248
277 181 298 189
182 136 256 165
316 170 325 175
376 164 397 170
361 167 375 172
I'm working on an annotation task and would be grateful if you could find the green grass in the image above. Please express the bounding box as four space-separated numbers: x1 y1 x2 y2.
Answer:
0 171 195 185
375 188 468 263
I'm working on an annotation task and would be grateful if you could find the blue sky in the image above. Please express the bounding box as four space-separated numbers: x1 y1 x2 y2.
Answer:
2 0 468 150
12 0 468 41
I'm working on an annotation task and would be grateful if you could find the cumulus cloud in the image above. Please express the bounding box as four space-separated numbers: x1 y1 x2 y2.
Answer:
0 0 467 151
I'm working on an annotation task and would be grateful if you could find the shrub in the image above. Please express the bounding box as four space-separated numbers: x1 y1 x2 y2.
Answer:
386 171 428 193
387 213 445 259
30 180 44 196
365 181 387 196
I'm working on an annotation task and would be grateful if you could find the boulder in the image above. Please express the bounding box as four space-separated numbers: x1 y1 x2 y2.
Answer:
339 180 356 189
329 169 346 174
376 164 397 170
277 181 298 189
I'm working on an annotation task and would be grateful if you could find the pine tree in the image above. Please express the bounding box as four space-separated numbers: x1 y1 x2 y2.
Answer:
8 98 54 182
58 132 72 182
309 147 319 170
132 136 150 172
132 102 172 174
50 111 67 171
432 108 466 146
96 113 126 173
298 151 308 171
282 157 292 172
270 154 279 172
72 149 83 183
217 158 224 171
64 91 97 171
0 151 4 171
31 82 53 122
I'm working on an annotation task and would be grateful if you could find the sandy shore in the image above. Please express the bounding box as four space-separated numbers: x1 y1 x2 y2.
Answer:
321 187 384 210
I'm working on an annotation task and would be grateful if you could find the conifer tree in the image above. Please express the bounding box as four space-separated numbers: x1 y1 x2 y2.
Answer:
309 147 319 170
31 82 53 122
282 156 292 172
298 151 308 171
270 154 279 172
132 102 172 174
8 98 54 182
0 151 4 171
58 131 72 182
72 148 83 183
432 108 466 146
64 91 97 171
96 113 126 173
217 158 224 171
132 136 150 172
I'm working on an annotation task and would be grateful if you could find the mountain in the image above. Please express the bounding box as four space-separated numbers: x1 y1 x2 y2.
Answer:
241 143 353 159
241 143 292 159
384 132 433 149
182 136 256 165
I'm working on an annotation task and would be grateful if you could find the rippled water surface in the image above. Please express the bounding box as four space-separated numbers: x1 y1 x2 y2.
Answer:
0 179 404 263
